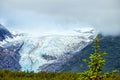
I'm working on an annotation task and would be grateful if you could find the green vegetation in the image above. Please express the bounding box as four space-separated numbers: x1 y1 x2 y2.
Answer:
0 70 120 80
79 37 106 80
0 37 120 80
0 70 79 80
78 37 119 80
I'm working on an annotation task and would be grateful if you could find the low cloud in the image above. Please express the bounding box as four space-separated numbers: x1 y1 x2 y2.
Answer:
0 0 120 35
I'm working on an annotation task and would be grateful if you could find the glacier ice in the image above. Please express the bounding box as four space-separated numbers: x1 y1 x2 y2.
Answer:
17 28 97 72
0 24 97 72
0 27 97 72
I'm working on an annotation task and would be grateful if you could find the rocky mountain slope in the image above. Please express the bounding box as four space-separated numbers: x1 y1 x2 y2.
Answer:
62 34 120 72
0 24 24 70
0 24 13 41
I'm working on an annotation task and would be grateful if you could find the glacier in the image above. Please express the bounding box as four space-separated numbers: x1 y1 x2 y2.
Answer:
0 25 97 72
18 28 97 72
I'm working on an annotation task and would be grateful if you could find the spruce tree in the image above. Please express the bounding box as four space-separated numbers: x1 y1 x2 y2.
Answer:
79 37 107 80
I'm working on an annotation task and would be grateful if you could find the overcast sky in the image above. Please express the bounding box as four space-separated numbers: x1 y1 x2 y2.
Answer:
0 0 120 35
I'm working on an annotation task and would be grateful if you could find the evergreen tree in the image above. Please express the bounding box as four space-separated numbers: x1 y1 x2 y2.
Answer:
79 37 107 80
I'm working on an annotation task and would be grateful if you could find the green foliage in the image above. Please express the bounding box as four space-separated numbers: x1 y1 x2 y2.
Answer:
0 69 119 80
78 37 119 80
0 70 79 80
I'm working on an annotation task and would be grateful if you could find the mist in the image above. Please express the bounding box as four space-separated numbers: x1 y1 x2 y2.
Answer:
0 0 120 36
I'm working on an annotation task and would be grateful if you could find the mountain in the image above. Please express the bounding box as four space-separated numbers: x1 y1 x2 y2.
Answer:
0 41 23 70
61 34 120 72
1 25 119 73
0 24 13 41
0 24 24 70
0 24 96 72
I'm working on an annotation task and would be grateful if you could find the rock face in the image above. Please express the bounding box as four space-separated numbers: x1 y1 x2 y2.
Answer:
0 42 24 70
0 24 24 70
0 24 13 41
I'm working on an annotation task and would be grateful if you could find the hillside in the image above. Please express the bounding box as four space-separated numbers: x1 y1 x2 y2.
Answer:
62 34 120 72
